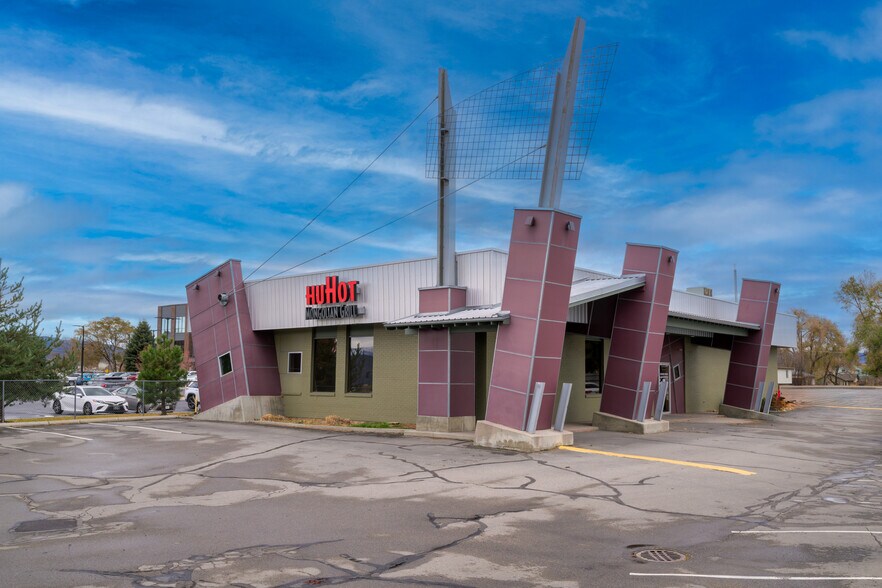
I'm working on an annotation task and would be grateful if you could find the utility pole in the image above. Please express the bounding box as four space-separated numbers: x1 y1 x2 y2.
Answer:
437 68 457 287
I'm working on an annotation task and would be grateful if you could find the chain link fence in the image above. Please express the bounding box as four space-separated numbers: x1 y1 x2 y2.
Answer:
1 379 193 422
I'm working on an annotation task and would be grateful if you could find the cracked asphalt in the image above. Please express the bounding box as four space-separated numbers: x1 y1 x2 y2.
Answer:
0 386 880 587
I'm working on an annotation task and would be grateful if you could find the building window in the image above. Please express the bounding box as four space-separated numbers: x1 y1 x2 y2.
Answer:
585 339 603 395
312 328 337 392
673 363 682 380
347 326 374 394
218 352 233 376
288 352 302 374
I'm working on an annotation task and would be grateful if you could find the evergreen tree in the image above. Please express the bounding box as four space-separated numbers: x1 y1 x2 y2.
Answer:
124 320 154 371
0 259 66 413
138 335 186 415
0 260 64 379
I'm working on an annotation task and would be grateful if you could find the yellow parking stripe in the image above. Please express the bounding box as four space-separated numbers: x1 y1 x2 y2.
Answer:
559 445 755 476
814 405 882 411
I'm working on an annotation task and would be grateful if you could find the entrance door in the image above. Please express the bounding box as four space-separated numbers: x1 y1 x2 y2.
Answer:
658 363 672 414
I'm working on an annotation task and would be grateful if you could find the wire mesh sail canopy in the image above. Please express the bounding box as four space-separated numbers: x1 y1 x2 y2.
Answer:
426 43 617 181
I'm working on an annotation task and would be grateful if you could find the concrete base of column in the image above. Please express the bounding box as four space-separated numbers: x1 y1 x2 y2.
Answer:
719 403 778 421
473 420 573 452
417 415 476 433
592 411 670 434
194 395 283 423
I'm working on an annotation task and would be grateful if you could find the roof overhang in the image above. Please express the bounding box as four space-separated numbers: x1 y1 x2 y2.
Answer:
385 305 510 330
666 315 757 338
568 274 646 307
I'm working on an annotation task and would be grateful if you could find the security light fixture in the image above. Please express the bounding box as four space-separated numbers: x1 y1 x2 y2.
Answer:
218 292 229 306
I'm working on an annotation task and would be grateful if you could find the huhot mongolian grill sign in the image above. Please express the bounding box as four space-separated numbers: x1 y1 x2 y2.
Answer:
305 276 361 320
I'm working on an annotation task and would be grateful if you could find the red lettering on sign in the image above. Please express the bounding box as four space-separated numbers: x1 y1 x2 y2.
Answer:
337 281 349 302
324 276 337 304
304 276 360 306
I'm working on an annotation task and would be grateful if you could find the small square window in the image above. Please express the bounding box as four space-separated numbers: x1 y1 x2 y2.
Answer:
218 352 233 376
673 363 682 380
288 352 302 374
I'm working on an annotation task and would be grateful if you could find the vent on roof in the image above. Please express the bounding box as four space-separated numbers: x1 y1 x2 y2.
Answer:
686 286 713 297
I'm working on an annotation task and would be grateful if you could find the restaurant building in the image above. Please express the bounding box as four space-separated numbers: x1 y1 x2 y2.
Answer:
185 236 796 432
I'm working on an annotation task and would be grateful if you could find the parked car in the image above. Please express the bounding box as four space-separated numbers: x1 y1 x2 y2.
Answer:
115 384 175 414
186 370 197 382
53 386 128 415
92 372 129 390
183 380 199 410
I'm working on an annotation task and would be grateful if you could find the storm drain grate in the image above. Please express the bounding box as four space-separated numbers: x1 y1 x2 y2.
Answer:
13 519 77 533
633 548 688 563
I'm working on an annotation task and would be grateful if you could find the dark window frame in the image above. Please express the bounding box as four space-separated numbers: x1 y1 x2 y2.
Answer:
287 352 303 374
218 352 233 377
311 330 337 394
346 326 374 395
585 338 604 396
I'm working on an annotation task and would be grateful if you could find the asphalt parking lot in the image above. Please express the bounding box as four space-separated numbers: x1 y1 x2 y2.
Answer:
0 386 879 587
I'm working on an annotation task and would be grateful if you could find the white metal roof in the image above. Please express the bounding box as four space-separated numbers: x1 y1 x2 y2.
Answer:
243 247 797 346
385 305 510 329
568 274 646 306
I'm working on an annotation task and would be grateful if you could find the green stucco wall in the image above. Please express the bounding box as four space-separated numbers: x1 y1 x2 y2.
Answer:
274 325 418 423
684 340 730 412
684 342 781 413
560 336 609 424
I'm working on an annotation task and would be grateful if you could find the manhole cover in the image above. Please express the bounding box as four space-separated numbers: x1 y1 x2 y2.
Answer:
13 519 77 533
633 548 688 563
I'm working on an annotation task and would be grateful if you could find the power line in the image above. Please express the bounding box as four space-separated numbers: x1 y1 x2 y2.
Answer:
242 95 439 282
233 141 549 295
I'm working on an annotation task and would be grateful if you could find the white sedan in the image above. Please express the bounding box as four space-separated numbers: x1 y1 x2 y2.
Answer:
53 386 128 416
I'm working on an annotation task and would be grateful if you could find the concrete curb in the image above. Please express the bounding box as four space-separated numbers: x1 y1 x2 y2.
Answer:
719 403 778 421
592 411 669 434
252 419 475 441
0 414 192 429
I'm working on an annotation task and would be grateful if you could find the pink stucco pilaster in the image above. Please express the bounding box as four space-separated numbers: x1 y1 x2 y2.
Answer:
485 208 581 431
417 287 475 419
723 279 780 409
600 244 678 420
186 260 280 411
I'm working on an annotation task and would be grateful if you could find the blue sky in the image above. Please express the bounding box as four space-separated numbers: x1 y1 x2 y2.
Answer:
1 0 880 338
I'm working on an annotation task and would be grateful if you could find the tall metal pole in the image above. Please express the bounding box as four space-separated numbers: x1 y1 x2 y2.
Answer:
437 68 457 287
538 17 585 209
733 265 738 301
80 326 85 382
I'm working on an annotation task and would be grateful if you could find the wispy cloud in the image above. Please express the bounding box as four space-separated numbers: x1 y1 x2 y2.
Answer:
0 182 31 217
782 3 882 61
0 74 259 154
755 81 882 152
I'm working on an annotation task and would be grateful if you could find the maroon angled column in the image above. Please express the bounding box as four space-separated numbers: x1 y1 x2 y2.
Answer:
600 244 678 420
417 287 476 431
186 260 280 411
723 279 780 409
485 208 581 431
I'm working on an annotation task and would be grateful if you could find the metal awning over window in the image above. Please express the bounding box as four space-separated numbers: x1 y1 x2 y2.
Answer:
385 305 510 330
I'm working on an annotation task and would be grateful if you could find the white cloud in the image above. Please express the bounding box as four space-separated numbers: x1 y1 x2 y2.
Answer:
115 252 227 266
0 183 31 217
0 74 260 155
755 81 882 152
782 4 882 61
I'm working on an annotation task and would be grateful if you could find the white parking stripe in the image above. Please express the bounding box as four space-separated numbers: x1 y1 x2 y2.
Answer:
15 428 92 441
733 530 882 535
91 423 183 434
630 573 882 581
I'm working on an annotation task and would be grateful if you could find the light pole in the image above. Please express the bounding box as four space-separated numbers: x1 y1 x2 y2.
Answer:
71 324 86 419
72 325 85 384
